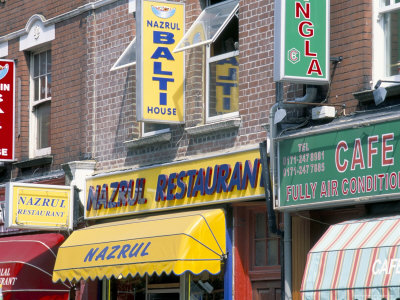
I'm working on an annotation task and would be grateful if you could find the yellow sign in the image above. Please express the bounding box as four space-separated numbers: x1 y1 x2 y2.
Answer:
85 148 265 219
5 183 73 230
138 0 185 123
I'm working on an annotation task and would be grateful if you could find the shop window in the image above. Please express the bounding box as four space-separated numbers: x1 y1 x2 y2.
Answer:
30 49 51 157
109 273 180 299
373 0 400 83
174 0 239 123
147 273 180 300
190 272 224 300
250 210 280 269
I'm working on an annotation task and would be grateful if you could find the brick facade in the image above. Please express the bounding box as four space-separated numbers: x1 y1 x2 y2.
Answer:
0 0 388 299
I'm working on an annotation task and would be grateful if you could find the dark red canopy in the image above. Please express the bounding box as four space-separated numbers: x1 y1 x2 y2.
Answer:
0 233 70 300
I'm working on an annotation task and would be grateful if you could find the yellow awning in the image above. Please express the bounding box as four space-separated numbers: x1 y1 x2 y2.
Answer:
52 209 226 282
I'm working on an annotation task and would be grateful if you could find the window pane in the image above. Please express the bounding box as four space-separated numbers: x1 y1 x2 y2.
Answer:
208 55 239 117
114 275 146 300
111 38 136 70
255 213 266 239
34 54 40 77
40 76 46 99
174 0 239 52
36 102 51 149
385 11 400 76
47 74 52 98
47 50 51 73
211 15 239 57
34 78 39 101
255 240 267 266
143 123 169 134
267 237 279 266
40 51 47 75
190 270 224 299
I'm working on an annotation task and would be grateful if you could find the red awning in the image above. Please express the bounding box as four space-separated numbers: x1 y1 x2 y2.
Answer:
0 233 70 300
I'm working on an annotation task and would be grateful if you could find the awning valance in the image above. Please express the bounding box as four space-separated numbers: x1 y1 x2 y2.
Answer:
53 209 226 282
0 233 70 299
301 215 400 300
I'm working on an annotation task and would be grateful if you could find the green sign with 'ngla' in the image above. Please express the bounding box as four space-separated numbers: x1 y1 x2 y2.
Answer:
274 0 330 84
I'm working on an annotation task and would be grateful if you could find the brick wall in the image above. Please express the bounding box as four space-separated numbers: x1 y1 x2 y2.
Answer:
329 0 372 111
0 0 90 174
88 0 279 171
0 0 87 37
52 14 89 166
0 0 376 173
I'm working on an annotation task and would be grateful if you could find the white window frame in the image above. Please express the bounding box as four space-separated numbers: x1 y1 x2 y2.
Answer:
174 0 239 53
110 38 136 71
141 123 170 137
29 48 51 158
174 0 239 123
373 0 400 86
206 48 239 122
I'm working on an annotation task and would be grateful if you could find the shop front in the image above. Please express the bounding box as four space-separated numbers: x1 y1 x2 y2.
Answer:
52 147 272 299
274 111 400 299
0 233 71 300
53 209 226 299
0 180 74 300
301 215 400 299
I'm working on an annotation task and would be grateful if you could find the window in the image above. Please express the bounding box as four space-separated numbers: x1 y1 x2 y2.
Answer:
207 13 239 120
142 122 170 137
374 0 400 83
174 0 239 122
110 38 136 71
251 210 280 269
30 49 51 157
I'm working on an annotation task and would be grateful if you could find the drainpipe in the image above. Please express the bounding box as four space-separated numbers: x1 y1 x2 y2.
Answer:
284 211 292 300
259 139 285 300
288 85 318 107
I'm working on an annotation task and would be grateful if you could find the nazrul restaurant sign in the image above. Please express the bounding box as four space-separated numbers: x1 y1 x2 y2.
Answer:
5 183 73 230
84 148 265 219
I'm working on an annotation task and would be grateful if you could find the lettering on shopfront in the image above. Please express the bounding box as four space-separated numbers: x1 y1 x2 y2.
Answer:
284 132 400 202
86 158 263 211
372 258 400 275
17 196 66 218
86 178 147 211
84 242 151 262
0 268 17 286
155 159 262 201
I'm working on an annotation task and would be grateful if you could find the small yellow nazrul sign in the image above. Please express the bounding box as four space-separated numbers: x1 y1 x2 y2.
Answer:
5 182 73 230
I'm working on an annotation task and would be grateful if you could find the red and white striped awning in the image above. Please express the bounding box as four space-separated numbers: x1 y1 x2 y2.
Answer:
301 215 400 300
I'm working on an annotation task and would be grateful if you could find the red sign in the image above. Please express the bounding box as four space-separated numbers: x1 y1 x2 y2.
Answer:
0 59 15 161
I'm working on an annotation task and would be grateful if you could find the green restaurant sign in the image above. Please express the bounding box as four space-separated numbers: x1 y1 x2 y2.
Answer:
274 0 330 84
276 117 400 210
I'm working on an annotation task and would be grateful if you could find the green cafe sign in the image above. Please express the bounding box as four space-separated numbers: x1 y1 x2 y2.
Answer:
274 0 330 84
276 118 400 210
